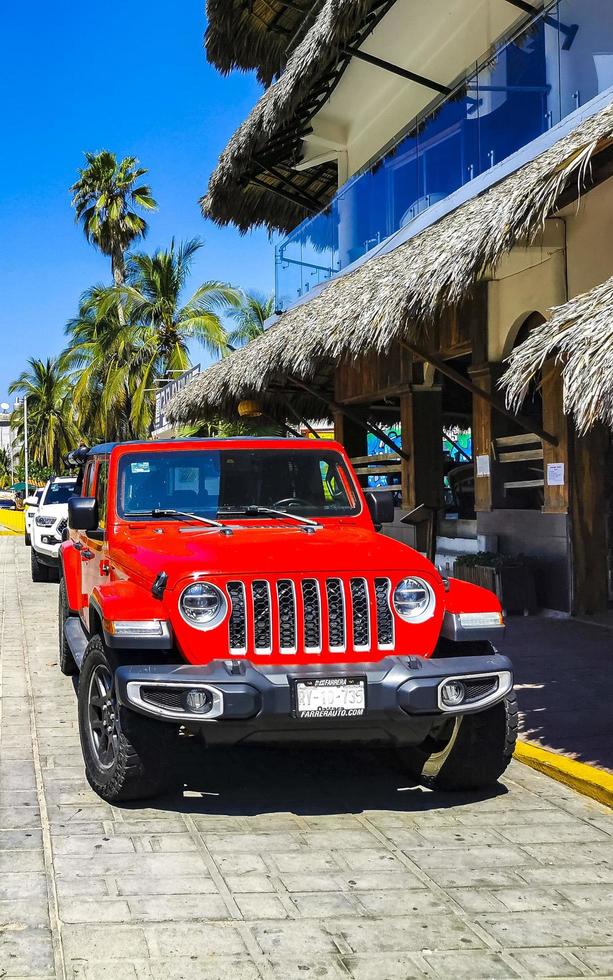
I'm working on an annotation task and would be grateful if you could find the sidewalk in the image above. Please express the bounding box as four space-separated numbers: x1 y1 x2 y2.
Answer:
503 615 613 776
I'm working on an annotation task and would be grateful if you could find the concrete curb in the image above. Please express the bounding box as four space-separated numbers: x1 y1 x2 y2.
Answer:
515 740 613 809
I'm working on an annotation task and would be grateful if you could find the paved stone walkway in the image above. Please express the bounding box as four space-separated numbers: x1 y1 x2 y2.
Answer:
1 537 613 980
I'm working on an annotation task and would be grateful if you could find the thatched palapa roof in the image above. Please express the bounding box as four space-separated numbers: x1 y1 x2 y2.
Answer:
202 0 397 234
502 276 613 433
205 0 320 87
172 102 613 426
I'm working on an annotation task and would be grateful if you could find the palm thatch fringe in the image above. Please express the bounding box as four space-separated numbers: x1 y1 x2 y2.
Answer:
205 0 319 87
172 102 613 425
502 275 613 434
202 0 386 233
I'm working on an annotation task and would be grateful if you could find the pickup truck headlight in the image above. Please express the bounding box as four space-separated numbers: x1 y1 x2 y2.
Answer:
393 577 435 623
180 582 227 630
35 515 55 527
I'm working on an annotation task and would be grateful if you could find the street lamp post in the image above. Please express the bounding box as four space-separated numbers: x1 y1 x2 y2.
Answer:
0 402 13 485
23 395 29 497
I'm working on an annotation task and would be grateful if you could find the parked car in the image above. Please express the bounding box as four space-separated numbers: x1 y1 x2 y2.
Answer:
23 488 44 546
31 477 77 582
59 438 516 802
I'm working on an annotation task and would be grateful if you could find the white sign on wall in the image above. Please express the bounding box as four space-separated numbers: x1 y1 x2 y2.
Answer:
547 462 565 487
476 454 491 478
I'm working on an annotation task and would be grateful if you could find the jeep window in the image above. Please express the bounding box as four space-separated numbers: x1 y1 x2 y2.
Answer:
42 481 77 506
117 449 360 520
95 463 109 528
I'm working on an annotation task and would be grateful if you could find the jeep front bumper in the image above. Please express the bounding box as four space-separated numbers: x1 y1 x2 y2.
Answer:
114 653 513 747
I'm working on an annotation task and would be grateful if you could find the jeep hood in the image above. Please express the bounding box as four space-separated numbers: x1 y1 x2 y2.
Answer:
111 523 438 590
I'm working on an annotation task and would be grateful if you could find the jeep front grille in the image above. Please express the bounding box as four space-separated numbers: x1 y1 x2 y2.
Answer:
227 582 247 654
374 577 394 648
277 580 297 653
226 576 394 657
326 579 345 651
252 580 272 653
302 579 321 653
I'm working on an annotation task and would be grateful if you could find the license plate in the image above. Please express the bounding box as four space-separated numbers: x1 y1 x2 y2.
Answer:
293 677 366 718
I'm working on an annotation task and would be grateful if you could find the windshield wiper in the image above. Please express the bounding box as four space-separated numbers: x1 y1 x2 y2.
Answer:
219 505 320 528
126 508 229 530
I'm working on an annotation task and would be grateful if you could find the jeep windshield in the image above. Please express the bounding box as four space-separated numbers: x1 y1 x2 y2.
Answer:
117 448 361 521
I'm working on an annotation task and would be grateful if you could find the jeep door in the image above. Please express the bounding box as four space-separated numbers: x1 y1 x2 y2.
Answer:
79 460 109 626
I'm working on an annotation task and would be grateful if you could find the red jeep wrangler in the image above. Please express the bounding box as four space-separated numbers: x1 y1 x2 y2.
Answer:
59 438 516 802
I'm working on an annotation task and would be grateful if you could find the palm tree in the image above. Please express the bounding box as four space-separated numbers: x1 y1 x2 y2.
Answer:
9 359 79 471
0 448 11 489
61 239 241 440
122 237 241 370
70 151 157 285
227 291 275 348
61 287 156 441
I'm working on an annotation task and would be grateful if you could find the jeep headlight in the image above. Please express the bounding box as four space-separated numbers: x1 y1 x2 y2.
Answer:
393 577 435 622
35 515 55 527
179 582 227 630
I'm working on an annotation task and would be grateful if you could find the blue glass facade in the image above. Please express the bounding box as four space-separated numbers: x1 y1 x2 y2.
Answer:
275 0 613 312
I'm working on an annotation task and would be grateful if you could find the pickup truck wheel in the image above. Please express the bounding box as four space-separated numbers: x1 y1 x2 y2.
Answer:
398 692 518 791
25 532 31 547
30 548 49 583
58 579 78 676
78 636 178 802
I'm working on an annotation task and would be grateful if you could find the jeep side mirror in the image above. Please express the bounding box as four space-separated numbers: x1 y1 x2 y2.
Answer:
365 491 395 527
24 496 39 508
68 496 99 532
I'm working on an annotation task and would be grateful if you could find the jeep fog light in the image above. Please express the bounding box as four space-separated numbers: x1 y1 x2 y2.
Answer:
180 582 227 630
441 680 466 707
185 689 212 713
393 577 435 623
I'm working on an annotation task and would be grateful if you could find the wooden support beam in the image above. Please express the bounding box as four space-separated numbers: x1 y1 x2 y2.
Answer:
344 47 451 95
398 339 558 447
291 378 410 461
251 162 323 210
280 396 322 439
249 176 318 214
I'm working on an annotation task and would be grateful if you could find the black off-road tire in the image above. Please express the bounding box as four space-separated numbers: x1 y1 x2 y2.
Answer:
31 547 49 583
78 635 179 803
58 578 78 676
398 692 518 791
25 532 31 547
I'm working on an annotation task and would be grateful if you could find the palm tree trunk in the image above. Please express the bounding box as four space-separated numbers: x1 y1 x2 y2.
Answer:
111 247 127 326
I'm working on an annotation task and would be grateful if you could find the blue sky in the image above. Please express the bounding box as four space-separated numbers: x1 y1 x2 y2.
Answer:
0 1 274 404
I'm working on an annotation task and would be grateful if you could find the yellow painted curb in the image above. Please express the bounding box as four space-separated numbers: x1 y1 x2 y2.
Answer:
515 740 613 809
0 511 25 534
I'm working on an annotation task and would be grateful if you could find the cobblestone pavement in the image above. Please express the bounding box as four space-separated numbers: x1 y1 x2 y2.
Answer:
2 538 613 980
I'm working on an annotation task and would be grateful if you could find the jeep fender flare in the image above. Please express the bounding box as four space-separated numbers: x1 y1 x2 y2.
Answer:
60 540 83 614
89 581 173 650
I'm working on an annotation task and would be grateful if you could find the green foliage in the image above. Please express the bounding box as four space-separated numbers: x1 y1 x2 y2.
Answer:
227 291 275 348
59 237 243 441
8 358 80 472
179 417 284 439
70 151 157 284
10 151 269 456
0 448 12 488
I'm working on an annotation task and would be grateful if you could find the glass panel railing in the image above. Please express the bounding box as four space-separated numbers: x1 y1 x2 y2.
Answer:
558 0 613 117
275 0 613 313
476 8 561 171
